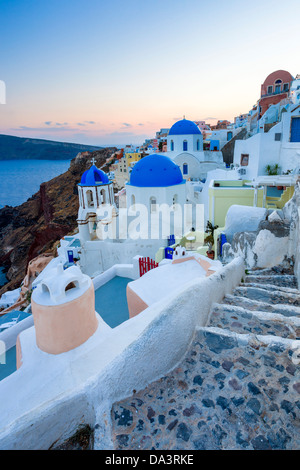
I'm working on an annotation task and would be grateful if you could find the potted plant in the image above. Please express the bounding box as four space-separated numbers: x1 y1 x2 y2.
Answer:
265 163 283 189
204 234 215 258
204 221 218 259
265 163 280 176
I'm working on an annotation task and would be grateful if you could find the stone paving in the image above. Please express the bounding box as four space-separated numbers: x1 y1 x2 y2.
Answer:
110 267 300 450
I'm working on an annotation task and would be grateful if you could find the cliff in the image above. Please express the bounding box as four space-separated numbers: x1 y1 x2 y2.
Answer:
0 134 102 160
0 147 117 296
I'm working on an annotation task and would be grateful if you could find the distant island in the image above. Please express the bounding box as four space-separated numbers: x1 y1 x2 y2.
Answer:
0 134 102 160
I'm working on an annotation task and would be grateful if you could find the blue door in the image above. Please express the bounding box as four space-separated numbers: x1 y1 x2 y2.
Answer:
67 250 74 263
291 118 300 142
165 247 174 259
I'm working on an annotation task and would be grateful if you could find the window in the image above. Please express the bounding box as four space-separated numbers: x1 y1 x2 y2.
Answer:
283 83 289 92
274 133 281 141
183 140 188 151
100 189 106 204
131 194 135 210
227 131 233 141
150 197 157 213
275 84 281 93
86 190 94 207
196 139 200 151
267 85 273 94
170 140 174 151
183 163 188 175
172 194 178 210
240 154 249 166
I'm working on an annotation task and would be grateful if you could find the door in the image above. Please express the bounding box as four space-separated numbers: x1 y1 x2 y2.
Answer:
291 117 300 142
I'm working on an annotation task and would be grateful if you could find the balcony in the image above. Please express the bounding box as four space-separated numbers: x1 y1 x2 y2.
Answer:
260 88 289 99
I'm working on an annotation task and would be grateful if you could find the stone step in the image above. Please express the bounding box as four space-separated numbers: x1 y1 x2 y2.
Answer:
209 303 300 340
241 282 299 295
244 275 298 289
111 326 300 450
223 294 300 317
233 286 300 306
246 266 294 276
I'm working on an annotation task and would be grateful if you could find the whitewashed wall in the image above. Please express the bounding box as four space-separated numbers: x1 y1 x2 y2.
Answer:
0 257 244 450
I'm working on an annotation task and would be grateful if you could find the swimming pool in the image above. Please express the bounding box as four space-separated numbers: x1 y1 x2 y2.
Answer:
94 276 131 328
0 277 132 382
0 346 16 382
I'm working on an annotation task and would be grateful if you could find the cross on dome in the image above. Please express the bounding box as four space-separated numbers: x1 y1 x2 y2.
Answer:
90 157 97 166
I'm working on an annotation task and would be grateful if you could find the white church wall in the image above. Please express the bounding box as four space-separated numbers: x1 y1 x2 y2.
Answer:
167 133 203 155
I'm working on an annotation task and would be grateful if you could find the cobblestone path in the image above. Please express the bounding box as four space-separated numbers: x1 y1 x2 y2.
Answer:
110 267 300 450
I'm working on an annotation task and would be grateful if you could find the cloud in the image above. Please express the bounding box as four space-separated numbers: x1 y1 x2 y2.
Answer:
84 121 95 124
45 121 52 126
13 125 76 132
138 123 144 126
77 122 85 126
204 117 217 120
121 122 132 128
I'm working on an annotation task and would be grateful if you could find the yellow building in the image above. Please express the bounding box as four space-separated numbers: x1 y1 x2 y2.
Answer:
208 179 295 228
125 152 143 166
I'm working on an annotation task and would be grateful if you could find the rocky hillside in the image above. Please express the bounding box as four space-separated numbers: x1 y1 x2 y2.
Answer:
0 147 117 296
0 134 102 160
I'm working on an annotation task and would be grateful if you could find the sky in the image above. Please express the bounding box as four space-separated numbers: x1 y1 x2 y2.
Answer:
0 0 299 147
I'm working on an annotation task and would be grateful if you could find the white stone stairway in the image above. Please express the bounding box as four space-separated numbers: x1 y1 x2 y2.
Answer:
109 266 300 450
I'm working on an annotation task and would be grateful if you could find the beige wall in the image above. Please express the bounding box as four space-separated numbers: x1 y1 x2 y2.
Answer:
31 284 98 355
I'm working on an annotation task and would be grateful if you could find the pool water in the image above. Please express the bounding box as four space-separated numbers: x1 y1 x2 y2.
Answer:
0 278 131 382
0 311 31 332
0 346 16 382
95 276 131 328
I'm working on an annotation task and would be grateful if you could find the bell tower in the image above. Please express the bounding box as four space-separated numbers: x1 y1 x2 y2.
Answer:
77 159 117 243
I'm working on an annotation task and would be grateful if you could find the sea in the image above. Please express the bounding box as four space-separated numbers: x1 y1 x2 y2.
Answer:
0 159 71 208
0 159 72 287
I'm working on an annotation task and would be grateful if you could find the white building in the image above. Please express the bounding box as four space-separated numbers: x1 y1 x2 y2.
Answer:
77 162 117 244
206 127 243 150
163 118 225 181
72 155 195 277
290 76 300 106
233 107 300 180
125 153 187 240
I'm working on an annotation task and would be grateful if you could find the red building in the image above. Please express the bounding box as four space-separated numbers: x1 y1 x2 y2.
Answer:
258 70 294 119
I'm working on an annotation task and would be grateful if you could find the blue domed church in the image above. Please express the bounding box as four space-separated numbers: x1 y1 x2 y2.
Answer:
164 118 224 180
126 153 187 240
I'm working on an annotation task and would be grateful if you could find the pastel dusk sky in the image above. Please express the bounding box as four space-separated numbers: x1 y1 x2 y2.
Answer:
0 0 299 147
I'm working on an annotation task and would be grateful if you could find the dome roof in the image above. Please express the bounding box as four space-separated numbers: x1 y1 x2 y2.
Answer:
79 165 110 186
129 154 184 188
169 119 201 136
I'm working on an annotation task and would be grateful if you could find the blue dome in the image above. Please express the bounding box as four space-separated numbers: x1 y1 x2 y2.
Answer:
79 164 110 186
129 154 184 187
169 119 201 136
